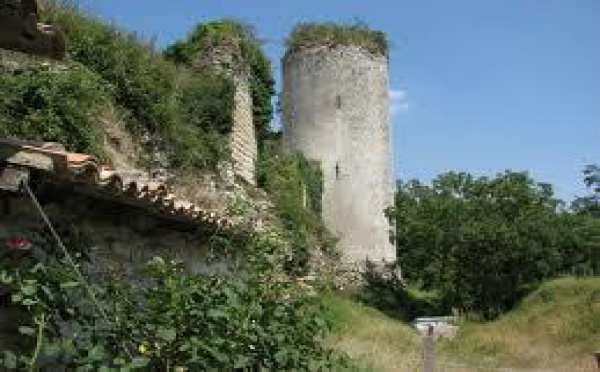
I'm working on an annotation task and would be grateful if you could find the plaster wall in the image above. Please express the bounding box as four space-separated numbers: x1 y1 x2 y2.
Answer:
282 46 395 263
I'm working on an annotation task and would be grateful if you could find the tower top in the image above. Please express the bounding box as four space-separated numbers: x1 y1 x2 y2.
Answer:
285 22 388 59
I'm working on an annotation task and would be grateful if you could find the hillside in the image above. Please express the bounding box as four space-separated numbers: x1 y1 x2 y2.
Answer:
326 277 600 371
441 277 600 370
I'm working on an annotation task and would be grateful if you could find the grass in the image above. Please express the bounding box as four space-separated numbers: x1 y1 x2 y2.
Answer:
439 276 600 371
286 22 389 57
324 277 600 371
323 294 422 371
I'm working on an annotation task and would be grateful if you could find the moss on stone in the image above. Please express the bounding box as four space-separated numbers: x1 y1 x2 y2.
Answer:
286 22 389 57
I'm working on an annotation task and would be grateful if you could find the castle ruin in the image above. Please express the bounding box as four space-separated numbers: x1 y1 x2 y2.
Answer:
281 37 396 263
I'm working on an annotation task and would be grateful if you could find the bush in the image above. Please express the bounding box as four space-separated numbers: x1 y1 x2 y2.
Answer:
258 145 336 275
39 2 234 169
0 63 109 158
286 22 389 57
360 262 448 321
392 171 600 318
164 19 275 144
0 226 350 370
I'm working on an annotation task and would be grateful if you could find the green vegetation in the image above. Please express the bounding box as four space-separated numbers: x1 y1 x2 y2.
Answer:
573 164 600 217
0 62 109 159
32 2 235 169
164 19 275 143
0 225 350 370
323 294 421 371
286 22 389 57
440 277 600 370
326 277 600 371
258 140 336 274
390 171 600 318
361 262 447 321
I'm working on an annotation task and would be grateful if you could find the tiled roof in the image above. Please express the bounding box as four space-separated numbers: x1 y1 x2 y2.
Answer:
0 138 237 229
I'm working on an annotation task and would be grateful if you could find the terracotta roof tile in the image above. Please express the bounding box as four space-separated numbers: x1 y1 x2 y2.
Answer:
0 138 238 229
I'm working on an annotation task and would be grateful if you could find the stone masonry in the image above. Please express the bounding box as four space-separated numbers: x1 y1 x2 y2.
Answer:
193 43 257 185
282 45 396 263
230 73 257 185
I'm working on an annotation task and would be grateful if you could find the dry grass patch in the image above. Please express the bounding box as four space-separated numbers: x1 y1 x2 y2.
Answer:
324 295 422 371
439 277 600 371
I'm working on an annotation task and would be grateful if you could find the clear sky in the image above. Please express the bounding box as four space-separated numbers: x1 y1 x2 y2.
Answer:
78 0 599 202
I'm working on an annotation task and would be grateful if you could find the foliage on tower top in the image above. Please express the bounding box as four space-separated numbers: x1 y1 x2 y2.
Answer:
286 22 389 57
165 20 275 142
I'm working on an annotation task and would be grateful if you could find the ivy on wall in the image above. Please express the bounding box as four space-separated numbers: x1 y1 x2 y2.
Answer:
258 137 336 274
164 20 275 144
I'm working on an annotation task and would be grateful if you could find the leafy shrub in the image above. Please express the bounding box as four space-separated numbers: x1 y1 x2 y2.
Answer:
391 171 600 318
164 19 275 143
0 226 350 370
258 143 336 274
286 22 389 57
0 62 109 158
360 262 448 321
39 2 234 169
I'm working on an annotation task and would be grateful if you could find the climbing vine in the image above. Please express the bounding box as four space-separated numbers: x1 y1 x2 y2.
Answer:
164 19 276 144
258 138 336 274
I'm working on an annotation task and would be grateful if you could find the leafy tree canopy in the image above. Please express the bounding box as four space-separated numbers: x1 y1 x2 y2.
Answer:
572 164 600 216
392 171 599 318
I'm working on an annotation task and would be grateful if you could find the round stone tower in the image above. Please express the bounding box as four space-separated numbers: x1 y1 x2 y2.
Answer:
282 43 396 263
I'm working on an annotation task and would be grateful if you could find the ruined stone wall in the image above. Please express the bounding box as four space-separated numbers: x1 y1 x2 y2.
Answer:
0 193 234 277
0 191 237 351
230 74 257 185
282 46 395 263
194 45 257 185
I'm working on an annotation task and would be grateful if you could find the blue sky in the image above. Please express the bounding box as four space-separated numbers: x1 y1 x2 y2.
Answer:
78 0 599 202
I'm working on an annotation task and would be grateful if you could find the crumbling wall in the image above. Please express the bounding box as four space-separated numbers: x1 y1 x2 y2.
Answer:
0 192 234 277
193 44 257 185
230 74 257 185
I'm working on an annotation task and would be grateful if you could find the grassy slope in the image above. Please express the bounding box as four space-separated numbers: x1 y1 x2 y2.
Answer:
325 277 600 371
323 295 421 371
440 277 600 370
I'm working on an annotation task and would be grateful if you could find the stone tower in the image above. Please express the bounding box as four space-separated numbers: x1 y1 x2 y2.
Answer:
282 44 395 263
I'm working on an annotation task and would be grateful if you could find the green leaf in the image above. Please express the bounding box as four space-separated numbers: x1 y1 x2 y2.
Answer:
156 327 177 342
87 345 106 361
234 356 251 368
21 299 37 306
2 350 16 369
21 284 36 296
60 281 81 289
129 357 149 369
18 326 36 336
0 271 13 285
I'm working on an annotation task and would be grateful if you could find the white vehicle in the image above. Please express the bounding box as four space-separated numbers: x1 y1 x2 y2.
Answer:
413 316 459 339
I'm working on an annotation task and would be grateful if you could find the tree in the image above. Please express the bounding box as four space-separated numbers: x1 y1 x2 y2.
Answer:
572 164 600 217
394 171 596 318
